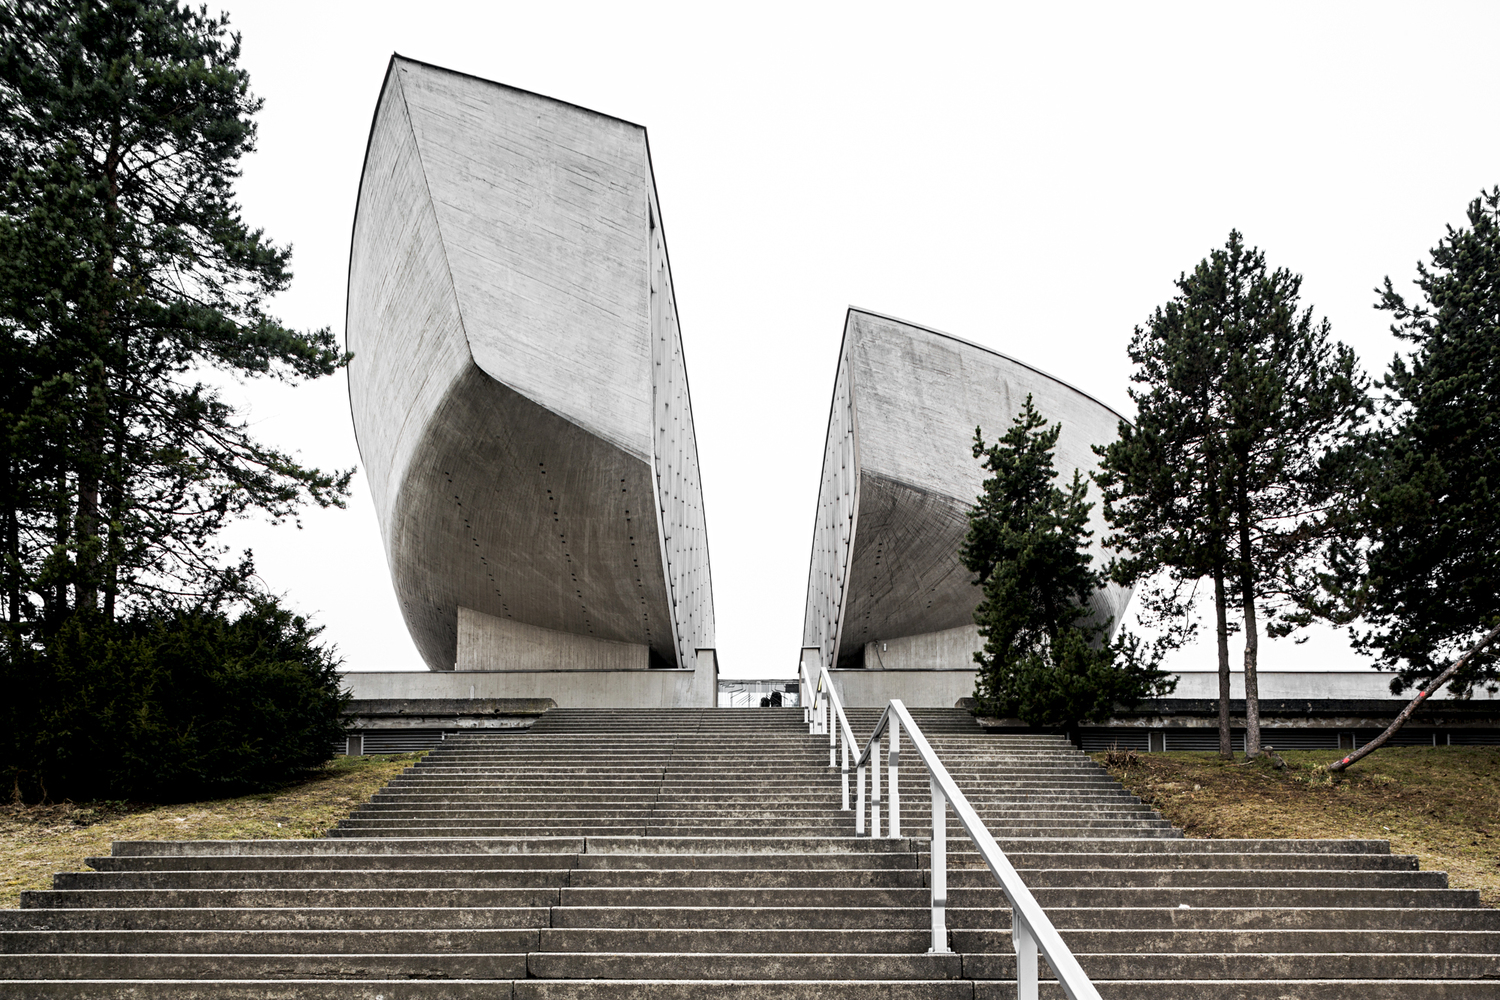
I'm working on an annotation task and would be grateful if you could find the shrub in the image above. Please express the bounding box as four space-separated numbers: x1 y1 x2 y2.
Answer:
1 599 349 802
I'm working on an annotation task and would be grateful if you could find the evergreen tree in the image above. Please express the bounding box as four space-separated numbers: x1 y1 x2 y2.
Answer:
0 0 349 639
1095 232 1365 756
962 396 1172 727
1331 187 1500 697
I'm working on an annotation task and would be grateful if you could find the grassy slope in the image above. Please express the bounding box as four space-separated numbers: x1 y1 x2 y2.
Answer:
1094 746 1500 906
0 753 422 909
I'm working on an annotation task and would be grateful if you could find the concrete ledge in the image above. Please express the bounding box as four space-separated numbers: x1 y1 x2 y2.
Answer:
1170 670 1500 701
342 649 717 710
827 668 977 709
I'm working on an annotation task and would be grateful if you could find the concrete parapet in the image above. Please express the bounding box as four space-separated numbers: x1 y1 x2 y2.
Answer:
342 648 717 711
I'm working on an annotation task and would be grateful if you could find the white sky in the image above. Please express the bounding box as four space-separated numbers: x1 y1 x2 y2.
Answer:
210 1 1500 678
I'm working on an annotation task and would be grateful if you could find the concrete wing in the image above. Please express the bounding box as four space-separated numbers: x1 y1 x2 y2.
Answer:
347 57 712 673
803 309 1131 683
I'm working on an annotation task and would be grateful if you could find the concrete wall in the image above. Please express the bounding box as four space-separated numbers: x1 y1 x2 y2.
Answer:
863 624 980 670
826 666 1495 712
1169 670 1500 702
828 668 979 709
804 309 1131 670
456 606 647 671
342 649 718 709
346 58 714 676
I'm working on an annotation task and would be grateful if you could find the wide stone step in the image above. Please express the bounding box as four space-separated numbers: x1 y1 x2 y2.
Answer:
22 888 565 909
0 927 541 954
947 868 1445 889
524 952 965 980
51 871 575 891
8 979 1500 999
952 927 1500 954
549 885 1479 909
86 852 922 873
0 906 551 931
965 950 1500 980
928 851 1420 872
103 836 1390 857
0 952 531 979
346 807 859 819
20 925 1492 960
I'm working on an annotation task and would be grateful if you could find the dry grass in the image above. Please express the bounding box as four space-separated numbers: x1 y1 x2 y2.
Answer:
0 753 422 908
1094 745 1500 906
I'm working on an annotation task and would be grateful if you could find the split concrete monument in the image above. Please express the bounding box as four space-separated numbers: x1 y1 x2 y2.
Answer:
346 57 716 707
803 308 1131 707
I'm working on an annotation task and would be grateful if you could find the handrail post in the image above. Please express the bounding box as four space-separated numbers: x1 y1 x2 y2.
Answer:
828 695 837 768
870 727 881 838
840 732 850 810
888 713 901 838
856 759 866 834
929 772 949 954
1013 913 1038 1000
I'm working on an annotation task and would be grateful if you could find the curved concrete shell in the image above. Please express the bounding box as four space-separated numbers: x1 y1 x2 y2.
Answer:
804 309 1130 682
347 56 713 673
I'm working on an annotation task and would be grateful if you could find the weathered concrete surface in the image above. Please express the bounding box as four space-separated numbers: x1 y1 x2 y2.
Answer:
341 649 717 710
1168 670 1500 701
346 56 712 677
829 668 979 709
862 624 981 671
829 667 1500 714
804 309 1131 672
457 607 647 671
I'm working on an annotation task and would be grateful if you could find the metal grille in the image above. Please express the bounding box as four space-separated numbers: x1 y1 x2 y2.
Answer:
1374 729 1444 747
1164 730 1245 752
1078 729 1148 752
1079 726 1500 752
1256 730 1342 750
1448 730 1500 745
330 729 451 755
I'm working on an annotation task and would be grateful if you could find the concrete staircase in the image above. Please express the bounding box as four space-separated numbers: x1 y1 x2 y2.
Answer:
2 706 1498 997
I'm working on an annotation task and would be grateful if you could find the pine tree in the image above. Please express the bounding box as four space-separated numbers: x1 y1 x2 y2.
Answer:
962 396 1172 727
1095 232 1365 756
0 0 349 638
1332 187 1500 697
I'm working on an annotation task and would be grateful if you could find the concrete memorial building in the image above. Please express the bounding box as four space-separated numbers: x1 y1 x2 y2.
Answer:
336 58 1500 753
343 56 716 724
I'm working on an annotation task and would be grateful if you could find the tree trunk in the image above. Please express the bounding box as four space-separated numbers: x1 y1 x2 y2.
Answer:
102 380 128 624
52 467 69 623
74 394 102 615
4 453 17 624
77 117 123 619
1329 620 1500 773
1236 480 1262 758
1240 580 1261 758
1213 565 1232 758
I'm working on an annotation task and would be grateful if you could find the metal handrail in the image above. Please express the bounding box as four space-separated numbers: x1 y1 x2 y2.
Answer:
798 649 863 826
855 699 1101 1000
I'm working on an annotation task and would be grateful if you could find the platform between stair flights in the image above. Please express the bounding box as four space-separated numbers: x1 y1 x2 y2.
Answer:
3 706 1499 998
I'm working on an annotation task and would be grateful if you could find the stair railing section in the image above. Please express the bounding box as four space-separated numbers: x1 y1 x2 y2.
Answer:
855 699 1101 1000
798 648 862 826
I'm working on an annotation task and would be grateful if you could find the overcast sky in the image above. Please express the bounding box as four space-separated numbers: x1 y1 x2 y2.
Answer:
210 1 1500 678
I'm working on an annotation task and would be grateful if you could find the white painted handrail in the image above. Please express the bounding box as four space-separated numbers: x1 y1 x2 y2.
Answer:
799 648 863 826
855 699 1101 1000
